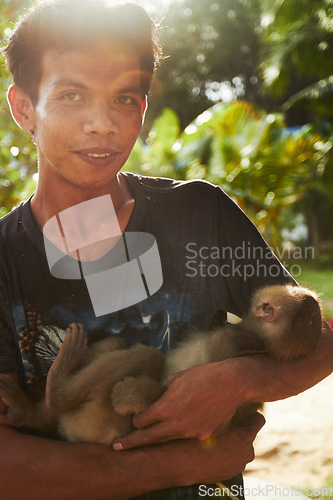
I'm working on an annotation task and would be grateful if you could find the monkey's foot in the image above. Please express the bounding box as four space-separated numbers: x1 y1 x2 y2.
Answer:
50 323 87 375
46 323 88 408
112 376 165 416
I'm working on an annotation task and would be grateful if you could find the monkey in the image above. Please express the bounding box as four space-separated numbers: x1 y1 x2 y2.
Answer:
162 283 323 432
0 328 166 444
0 284 323 445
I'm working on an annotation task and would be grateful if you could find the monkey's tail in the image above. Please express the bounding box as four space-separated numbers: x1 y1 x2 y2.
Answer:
215 482 240 500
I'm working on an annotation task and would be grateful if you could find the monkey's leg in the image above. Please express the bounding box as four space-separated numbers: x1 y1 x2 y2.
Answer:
0 374 57 432
45 323 88 411
84 336 128 364
112 376 166 416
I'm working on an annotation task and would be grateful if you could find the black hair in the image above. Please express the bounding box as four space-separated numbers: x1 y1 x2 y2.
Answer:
2 0 162 105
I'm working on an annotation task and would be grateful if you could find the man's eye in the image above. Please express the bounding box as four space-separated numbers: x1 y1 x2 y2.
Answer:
62 92 82 101
116 96 137 105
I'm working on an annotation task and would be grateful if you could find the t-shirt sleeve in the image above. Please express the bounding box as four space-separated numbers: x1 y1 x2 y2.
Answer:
211 185 297 318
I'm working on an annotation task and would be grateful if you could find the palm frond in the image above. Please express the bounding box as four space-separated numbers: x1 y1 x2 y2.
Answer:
283 76 333 113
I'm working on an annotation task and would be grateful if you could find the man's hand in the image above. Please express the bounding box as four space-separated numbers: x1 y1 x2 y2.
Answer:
113 359 248 450
175 411 266 483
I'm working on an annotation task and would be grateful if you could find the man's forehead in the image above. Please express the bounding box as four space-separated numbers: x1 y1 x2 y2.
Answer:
40 42 141 84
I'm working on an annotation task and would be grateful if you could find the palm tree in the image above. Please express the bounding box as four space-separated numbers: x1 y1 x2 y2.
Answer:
258 0 333 116
124 102 332 250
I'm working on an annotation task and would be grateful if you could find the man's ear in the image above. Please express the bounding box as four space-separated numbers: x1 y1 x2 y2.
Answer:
7 84 36 132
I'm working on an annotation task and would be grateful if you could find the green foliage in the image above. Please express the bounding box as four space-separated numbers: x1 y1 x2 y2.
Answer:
1 0 333 262
145 0 261 132
284 77 333 116
125 101 333 250
0 0 37 216
297 262 333 298
258 0 333 117
124 108 181 179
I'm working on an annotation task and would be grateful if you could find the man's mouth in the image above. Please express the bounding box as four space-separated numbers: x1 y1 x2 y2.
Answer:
74 148 120 165
85 153 112 158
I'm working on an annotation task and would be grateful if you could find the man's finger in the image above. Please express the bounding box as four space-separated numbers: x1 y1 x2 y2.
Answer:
234 412 266 442
131 401 165 429
113 422 174 451
113 411 265 451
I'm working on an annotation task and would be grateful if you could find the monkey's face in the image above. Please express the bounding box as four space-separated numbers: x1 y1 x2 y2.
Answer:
249 284 322 359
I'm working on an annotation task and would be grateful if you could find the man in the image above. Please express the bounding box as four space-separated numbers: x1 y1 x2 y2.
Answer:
0 1 332 499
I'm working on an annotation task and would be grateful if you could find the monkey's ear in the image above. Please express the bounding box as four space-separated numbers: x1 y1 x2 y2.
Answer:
254 302 278 322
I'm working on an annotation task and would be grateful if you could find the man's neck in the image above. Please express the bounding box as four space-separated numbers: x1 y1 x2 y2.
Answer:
30 172 135 261
30 172 134 232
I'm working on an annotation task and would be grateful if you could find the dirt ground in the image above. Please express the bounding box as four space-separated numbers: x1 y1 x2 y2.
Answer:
244 373 333 491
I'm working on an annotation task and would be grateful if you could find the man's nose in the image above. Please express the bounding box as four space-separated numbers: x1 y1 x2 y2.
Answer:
83 101 119 135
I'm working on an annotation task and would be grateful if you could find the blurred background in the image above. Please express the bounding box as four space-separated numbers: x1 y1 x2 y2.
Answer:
1 0 333 317
1 1 333 496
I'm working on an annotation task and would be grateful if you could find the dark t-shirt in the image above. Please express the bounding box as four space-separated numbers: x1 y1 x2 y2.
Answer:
0 173 295 498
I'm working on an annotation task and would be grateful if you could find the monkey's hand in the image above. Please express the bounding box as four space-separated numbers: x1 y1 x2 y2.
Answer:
113 359 248 450
0 374 37 428
112 376 166 416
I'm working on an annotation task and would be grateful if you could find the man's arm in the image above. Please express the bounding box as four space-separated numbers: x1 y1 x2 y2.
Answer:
0 372 264 500
114 322 333 450
242 321 333 401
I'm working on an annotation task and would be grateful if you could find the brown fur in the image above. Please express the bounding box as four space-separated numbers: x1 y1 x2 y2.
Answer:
0 285 322 444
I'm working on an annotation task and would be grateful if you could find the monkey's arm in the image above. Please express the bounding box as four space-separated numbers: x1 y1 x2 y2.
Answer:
113 321 333 451
0 371 264 500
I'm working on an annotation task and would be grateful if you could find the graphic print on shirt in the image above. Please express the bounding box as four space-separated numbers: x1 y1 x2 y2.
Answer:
42 196 163 317
17 288 197 401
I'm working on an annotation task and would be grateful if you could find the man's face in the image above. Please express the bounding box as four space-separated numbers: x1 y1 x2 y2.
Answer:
32 43 145 190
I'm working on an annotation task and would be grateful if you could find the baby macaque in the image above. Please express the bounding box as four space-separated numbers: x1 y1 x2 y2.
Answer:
0 328 166 444
0 284 322 445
